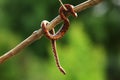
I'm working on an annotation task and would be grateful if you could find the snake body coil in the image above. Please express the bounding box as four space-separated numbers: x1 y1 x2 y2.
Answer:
41 4 77 75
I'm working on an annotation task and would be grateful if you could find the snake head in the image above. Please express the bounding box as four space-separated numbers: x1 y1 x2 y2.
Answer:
59 4 77 18
69 5 78 17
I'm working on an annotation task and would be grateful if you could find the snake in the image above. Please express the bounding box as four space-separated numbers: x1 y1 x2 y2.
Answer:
41 4 77 75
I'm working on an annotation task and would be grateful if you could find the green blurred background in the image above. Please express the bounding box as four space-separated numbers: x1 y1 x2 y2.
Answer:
0 0 120 80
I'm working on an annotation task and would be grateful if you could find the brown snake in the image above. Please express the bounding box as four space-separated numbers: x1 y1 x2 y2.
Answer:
41 4 77 75
41 4 77 40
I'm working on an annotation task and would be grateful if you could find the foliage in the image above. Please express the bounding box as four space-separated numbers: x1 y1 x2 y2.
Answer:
0 0 120 80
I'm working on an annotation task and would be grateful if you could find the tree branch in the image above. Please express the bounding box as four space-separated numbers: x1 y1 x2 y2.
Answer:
0 0 103 64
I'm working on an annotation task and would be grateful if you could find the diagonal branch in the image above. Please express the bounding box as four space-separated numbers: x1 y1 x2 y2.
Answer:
0 0 103 64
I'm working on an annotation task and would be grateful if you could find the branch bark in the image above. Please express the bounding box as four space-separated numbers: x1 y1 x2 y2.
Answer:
0 0 103 64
